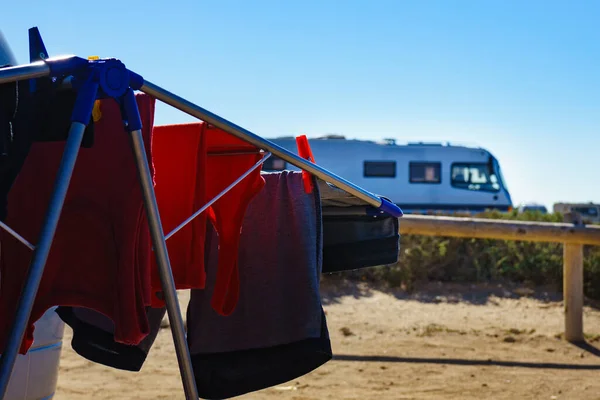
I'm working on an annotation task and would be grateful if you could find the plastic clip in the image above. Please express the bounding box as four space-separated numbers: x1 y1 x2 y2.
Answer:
295 135 315 194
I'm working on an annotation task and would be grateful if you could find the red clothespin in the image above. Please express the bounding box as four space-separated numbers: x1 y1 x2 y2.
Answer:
295 135 315 194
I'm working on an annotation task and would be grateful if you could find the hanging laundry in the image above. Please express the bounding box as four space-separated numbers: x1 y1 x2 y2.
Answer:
202 123 265 316
0 44 29 220
148 122 207 307
0 93 156 354
55 306 166 372
317 179 400 273
148 122 265 315
0 78 34 222
186 171 331 399
0 76 95 222
56 121 267 369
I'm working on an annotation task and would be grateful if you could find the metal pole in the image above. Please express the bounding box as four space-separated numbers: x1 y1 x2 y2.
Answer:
0 61 50 84
0 121 87 399
140 80 402 218
128 128 199 399
0 221 34 251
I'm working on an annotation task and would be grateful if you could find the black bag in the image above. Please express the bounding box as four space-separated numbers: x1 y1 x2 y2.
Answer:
318 180 400 273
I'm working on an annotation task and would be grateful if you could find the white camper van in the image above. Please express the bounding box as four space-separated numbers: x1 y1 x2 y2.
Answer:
262 136 513 214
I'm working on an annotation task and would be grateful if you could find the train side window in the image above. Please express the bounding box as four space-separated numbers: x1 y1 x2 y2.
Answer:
409 162 441 184
363 161 396 178
262 156 287 171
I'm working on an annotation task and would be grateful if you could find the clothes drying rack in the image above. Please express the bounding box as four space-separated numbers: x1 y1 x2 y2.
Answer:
0 50 404 400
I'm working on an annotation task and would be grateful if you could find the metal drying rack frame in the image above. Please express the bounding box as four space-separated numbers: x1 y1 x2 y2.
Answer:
0 43 403 400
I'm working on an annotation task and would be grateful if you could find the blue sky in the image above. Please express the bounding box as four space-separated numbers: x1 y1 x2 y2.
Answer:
2 0 599 210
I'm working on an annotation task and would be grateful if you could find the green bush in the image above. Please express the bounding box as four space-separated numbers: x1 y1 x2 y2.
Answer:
330 210 600 300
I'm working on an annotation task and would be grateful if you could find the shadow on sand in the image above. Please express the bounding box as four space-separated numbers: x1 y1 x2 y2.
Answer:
332 340 600 370
319 277 600 310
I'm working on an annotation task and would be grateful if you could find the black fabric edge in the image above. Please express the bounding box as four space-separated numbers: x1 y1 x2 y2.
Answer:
56 307 147 372
191 335 332 399
322 235 400 273
190 305 332 399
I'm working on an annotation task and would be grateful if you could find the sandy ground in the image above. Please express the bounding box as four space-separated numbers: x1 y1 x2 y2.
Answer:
55 280 600 400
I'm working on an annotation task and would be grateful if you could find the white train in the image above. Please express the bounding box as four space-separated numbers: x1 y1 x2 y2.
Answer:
263 136 514 214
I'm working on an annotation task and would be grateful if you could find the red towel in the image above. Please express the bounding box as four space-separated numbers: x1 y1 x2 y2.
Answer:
150 123 207 307
202 124 266 316
0 94 155 354
149 122 265 315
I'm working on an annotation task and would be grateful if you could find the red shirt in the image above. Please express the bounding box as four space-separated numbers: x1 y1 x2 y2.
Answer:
0 94 156 354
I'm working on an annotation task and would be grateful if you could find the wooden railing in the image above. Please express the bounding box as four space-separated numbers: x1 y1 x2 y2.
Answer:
399 214 600 343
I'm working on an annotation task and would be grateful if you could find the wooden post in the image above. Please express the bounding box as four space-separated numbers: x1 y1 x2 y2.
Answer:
563 242 584 342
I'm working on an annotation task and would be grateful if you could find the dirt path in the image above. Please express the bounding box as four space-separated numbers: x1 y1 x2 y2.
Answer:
55 281 600 399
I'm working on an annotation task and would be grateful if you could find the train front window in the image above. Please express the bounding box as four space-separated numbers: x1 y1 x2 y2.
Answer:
451 163 500 192
493 157 508 192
